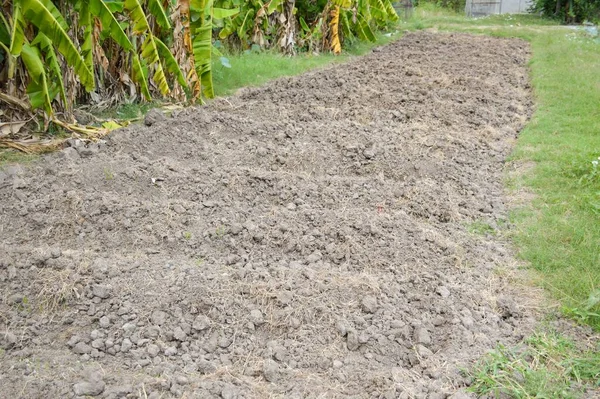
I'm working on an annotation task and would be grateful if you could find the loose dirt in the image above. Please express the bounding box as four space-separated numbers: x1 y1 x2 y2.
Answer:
1 32 537 398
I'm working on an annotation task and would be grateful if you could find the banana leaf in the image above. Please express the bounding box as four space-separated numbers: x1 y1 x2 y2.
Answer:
31 33 67 108
213 7 240 19
140 34 170 95
9 2 25 56
89 0 134 51
124 0 151 34
267 0 283 14
191 0 214 98
20 44 53 114
147 0 171 29
21 0 95 91
0 11 12 46
154 36 187 88
80 0 95 79
131 52 151 100
355 13 376 42
40 0 69 30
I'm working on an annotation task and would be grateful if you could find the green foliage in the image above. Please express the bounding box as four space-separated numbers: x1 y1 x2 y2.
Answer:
216 0 398 53
89 0 133 51
192 0 216 98
470 331 600 398
20 0 95 90
418 0 466 13
531 0 600 23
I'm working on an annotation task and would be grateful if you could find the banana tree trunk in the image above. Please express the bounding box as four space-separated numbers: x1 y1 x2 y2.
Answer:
279 0 296 55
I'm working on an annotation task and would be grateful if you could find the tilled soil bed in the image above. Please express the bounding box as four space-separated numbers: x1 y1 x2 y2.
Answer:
0 32 535 398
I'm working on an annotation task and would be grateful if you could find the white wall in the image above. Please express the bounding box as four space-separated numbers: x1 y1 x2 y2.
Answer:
500 0 533 13
465 0 533 16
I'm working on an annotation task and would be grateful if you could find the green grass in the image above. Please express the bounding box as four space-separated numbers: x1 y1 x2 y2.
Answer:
507 31 600 330
0 150 37 168
212 31 400 97
467 220 497 236
469 330 600 398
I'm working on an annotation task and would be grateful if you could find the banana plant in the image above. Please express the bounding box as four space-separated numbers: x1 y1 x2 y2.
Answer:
216 0 284 48
190 0 239 98
10 0 95 92
327 0 397 52
2 0 191 118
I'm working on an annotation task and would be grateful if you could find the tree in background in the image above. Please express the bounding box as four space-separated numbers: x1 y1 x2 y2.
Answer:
532 0 600 22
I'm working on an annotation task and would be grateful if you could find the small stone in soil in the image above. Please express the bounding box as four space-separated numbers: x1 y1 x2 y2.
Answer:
415 327 431 346
73 380 105 396
263 359 280 382
250 309 265 325
346 330 360 351
361 296 378 313
192 315 211 331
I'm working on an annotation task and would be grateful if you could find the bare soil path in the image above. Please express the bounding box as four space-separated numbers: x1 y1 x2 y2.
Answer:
1 32 535 398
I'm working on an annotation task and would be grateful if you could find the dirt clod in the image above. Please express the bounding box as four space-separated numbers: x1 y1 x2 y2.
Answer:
144 108 167 126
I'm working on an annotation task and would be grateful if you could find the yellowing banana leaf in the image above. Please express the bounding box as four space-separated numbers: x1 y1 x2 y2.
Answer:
102 120 127 130
330 6 341 54
332 0 352 8
21 0 95 91
89 0 134 51
141 34 170 95
147 0 171 29
124 0 151 34
154 36 188 88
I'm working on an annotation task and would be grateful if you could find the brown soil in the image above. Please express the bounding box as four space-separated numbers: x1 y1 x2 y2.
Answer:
1 32 537 398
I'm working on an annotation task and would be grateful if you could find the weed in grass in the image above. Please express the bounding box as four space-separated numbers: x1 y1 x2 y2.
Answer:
467 220 497 236
469 331 600 398
96 102 158 122
214 225 226 239
578 156 600 186
564 289 600 327
104 168 115 180
0 150 37 168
